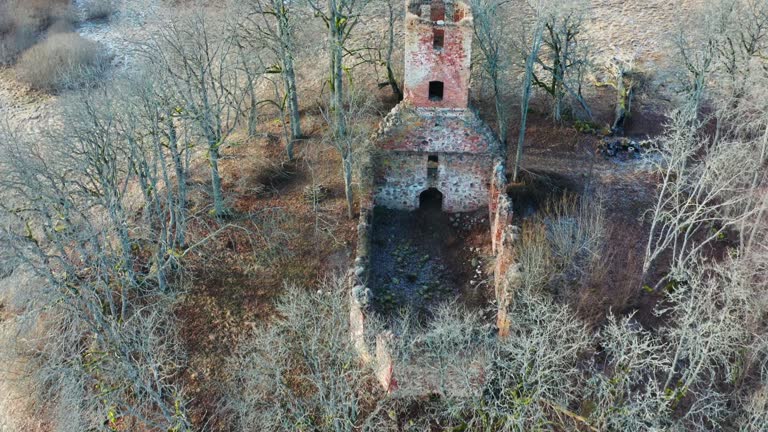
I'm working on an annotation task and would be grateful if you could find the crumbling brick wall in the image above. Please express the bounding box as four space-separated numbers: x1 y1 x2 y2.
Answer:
404 0 473 109
488 164 520 338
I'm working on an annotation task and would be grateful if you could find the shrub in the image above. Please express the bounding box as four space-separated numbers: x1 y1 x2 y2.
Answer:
0 4 13 36
8 0 73 31
0 0 74 65
0 27 37 65
81 0 117 21
45 18 75 35
14 32 109 91
226 278 378 431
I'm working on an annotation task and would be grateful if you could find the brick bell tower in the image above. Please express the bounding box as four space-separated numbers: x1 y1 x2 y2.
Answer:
403 0 473 109
369 0 502 213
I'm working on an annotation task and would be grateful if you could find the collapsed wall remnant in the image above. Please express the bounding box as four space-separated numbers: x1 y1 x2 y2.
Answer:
349 0 520 391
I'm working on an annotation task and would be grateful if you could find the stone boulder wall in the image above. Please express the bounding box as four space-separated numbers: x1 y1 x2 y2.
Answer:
374 152 493 211
350 206 373 362
348 205 398 391
371 105 501 212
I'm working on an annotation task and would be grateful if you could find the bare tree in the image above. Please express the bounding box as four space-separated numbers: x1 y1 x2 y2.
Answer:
348 0 404 101
705 0 768 105
594 52 641 134
697 2 768 253
138 10 248 218
512 193 606 298
232 39 267 139
380 0 404 101
655 256 758 429
437 286 592 431
541 194 606 290
320 89 377 219
307 0 369 140
226 277 381 431
733 84 768 254
390 303 490 399
363 294 591 430
471 0 512 150
642 105 761 281
586 314 671 431
673 27 716 115
512 0 545 182
532 0 592 123
0 85 194 431
737 338 768 431
237 0 305 158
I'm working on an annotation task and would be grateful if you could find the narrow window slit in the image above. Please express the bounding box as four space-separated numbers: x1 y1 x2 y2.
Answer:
427 154 439 179
433 28 445 50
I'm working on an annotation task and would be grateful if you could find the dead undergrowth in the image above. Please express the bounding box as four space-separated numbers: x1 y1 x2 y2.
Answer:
173 114 361 426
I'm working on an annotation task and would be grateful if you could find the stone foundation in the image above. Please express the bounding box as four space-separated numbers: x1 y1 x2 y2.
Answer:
350 175 520 389
348 204 397 391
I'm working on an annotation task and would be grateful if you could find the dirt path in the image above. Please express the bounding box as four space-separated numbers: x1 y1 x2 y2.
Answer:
522 149 658 213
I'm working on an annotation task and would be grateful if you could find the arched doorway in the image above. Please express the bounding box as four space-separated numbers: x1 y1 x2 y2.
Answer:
419 188 443 211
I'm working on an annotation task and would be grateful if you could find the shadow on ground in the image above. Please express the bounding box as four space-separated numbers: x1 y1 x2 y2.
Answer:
369 207 491 318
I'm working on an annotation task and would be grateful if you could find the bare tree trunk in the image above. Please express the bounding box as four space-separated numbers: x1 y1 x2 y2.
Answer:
343 154 354 219
330 0 347 139
283 54 301 159
209 144 226 217
310 0 364 218
385 0 403 101
493 76 507 149
612 64 627 133
248 77 259 137
514 29 543 183
167 114 187 247
277 5 302 157
745 124 768 252
471 0 508 149
240 0 303 159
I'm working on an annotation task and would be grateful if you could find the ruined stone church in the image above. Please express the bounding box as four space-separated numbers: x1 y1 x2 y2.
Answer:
371 0 504 213
351 0 519 390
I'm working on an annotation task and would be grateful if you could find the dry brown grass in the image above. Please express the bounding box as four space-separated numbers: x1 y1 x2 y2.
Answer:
14 32 109 91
